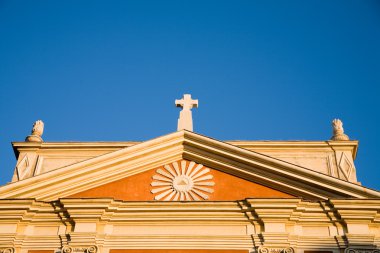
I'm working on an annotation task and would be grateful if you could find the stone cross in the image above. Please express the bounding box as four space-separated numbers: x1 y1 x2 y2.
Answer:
175 94 198 131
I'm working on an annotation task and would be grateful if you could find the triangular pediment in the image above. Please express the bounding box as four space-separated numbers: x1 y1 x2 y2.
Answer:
0 130 379 201
69 160 294 201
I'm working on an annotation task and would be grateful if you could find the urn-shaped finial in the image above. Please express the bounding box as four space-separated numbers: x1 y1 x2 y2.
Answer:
25 120 44 142
330 119 349 141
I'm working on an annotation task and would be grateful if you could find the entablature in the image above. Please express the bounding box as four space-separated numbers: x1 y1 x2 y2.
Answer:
0 198 379 251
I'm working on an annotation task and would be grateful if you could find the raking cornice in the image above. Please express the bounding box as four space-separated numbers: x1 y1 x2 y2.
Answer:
0 131 379 200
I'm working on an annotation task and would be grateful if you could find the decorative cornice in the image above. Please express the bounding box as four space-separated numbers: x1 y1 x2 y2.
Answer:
1 131 379 200
11 141 139 158
228 140 358 158
0 199 380 250
12 140 358 154
181 132 378 198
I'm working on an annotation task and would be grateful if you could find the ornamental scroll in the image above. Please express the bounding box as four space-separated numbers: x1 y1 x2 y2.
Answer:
0 248 14 253
257 247 295 253
61 246 97 253
344 248 380 253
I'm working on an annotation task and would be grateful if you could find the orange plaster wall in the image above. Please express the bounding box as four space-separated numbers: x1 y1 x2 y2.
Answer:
111 250 248 253
70 167 156 200
69 160 294 200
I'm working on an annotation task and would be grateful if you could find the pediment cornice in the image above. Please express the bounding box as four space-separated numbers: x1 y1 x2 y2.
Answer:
0 131 379 200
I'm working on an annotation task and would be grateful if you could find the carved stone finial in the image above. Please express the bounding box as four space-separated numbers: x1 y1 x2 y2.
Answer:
175 94 198 131
25 120 44 142
331 118 349 141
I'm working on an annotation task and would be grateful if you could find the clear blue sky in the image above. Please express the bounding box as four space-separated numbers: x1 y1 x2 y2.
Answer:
0 1 379 189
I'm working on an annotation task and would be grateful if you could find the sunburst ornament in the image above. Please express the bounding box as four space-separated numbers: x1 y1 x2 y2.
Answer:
151 161 215 201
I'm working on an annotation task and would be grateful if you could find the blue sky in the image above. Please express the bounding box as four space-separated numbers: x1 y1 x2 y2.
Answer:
0 1 379 189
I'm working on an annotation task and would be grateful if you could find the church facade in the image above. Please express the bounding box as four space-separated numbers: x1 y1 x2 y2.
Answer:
0 95 379 253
